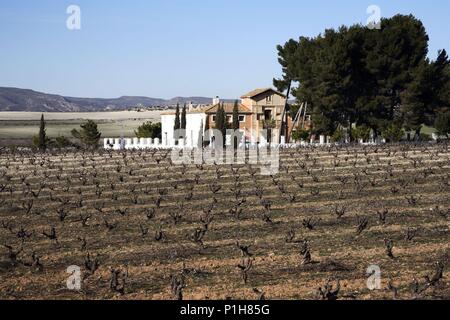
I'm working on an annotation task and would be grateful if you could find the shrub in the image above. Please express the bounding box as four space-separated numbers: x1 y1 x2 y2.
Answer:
55 136 72 148
32 135 51 149
292 129 310 142
331 128 345 143
71 120 102 148
382 124 405 142
134 121 162 139
352 125 371 142
419 133 431 141
434 112 450 138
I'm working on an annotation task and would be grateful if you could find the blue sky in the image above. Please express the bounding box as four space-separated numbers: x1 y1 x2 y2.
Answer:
0 0 449 99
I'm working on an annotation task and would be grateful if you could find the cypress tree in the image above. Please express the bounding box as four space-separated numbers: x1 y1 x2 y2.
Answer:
174 103 181 131
197 119 204 148
38 114 47 151
215 105 223 131
204 115 210 147
220 103 227 148
232 100 239 131
205 115 210 131
174 103 181 143
214 104 225 148
181 103 187 130
181 103 187 140
232 101 239 149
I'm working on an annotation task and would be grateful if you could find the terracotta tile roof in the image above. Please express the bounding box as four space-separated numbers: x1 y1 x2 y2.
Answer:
240 88 286 99
203 103 252 114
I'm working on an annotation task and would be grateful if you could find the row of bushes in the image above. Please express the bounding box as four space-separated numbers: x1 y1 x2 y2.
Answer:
292 120 448 142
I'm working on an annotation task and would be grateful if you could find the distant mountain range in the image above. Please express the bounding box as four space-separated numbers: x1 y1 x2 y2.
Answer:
0 87 233 112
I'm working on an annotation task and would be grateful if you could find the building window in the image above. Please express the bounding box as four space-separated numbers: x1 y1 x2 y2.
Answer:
239 115 245 122
266 95 272 103
212 116 216 122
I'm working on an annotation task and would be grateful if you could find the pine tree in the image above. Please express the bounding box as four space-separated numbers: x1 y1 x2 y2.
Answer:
402 49 450 138
434 112 450 138
38 114 47 151
274 14 432 137
402 60 433 138
135 121 162 139
71 120 101 149
432 49 450 113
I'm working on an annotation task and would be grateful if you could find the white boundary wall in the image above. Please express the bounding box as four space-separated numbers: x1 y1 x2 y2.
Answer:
103 135 390 150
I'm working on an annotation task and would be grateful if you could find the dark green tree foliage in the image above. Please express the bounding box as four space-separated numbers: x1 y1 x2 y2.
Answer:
134 121 162 139
431 49 450 113
434 112 450 137
181 104 187 130
365 15 429 126
220 104 227 147
402 50 449 138
353 125 371 142
214 104 227 148
55 136 72 148
203 116 210 147
174 103 181 131
71 120 101 148
232 101 239 131
382 123 405 142
273 39 299 92
214 105 223 132
275 14 447 137
197 119 204 148
402 61 435 136
38 114 47 151
205 115 210 131
232 100 240 149
174 103 181 143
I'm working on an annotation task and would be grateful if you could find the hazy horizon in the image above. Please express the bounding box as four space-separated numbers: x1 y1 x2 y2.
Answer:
0 85 234 100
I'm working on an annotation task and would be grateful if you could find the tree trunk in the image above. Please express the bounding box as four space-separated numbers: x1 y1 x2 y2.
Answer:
279 81 292 144
415 127 422 141
348 121 353 143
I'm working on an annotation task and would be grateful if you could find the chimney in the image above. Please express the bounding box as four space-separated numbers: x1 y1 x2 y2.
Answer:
213 96 220 105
